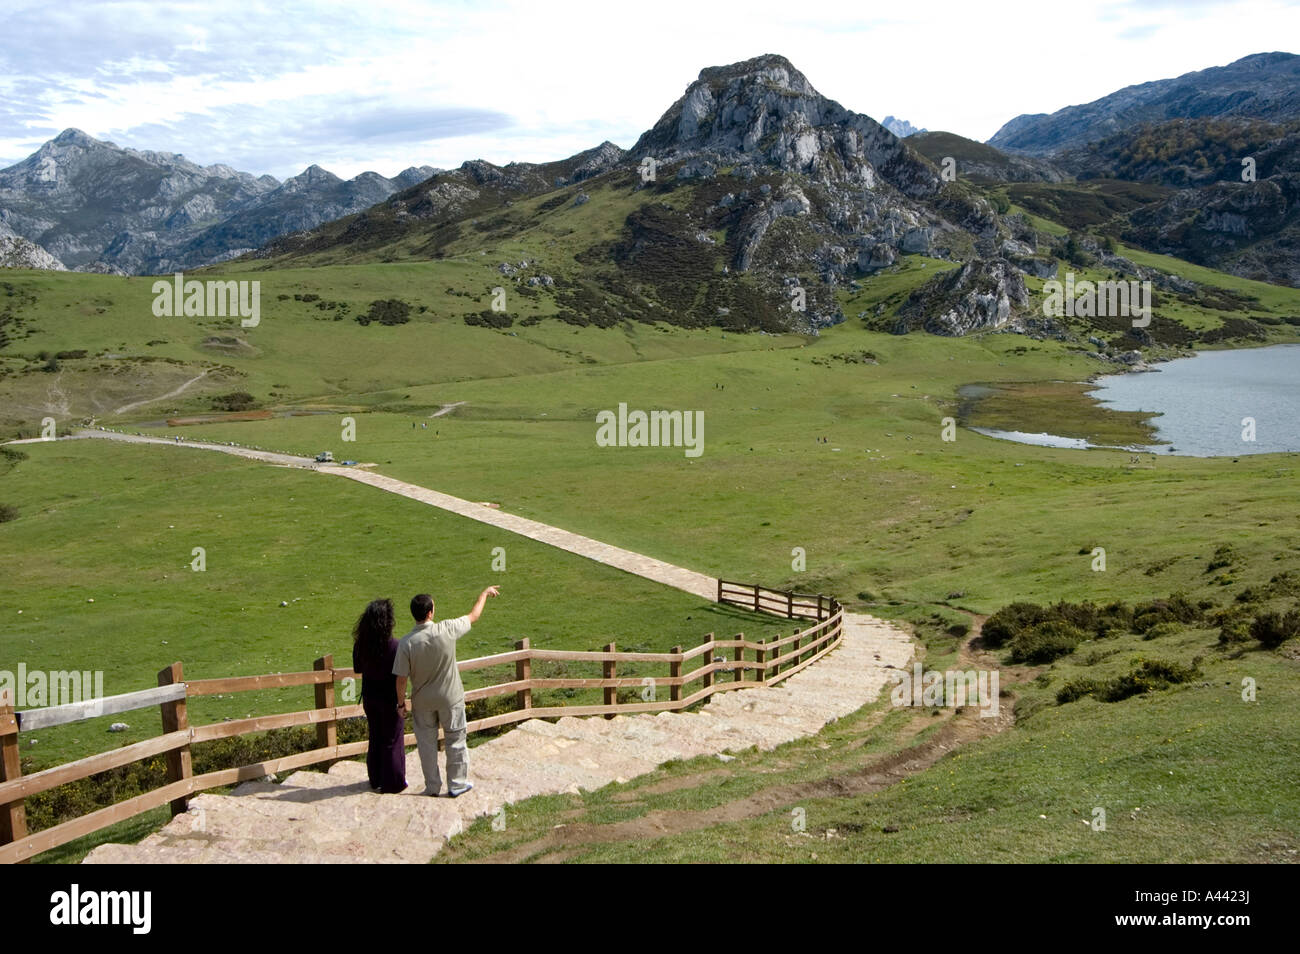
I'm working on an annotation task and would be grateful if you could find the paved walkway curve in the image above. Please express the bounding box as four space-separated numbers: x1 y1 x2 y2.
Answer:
43 429 915 864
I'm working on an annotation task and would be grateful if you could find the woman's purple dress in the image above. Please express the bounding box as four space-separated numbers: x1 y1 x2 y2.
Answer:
353 637 407 793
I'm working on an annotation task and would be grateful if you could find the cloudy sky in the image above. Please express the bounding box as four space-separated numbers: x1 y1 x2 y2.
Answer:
1 0 1296 181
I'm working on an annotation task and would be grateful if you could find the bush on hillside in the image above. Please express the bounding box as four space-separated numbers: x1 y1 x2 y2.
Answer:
464 310 513 329
1252 609 1300 649
1142 621 1185 641
982 602 1052 648
1057 658 1202 705
211 391 256 412
1008 619 1089 664
356 298 411 326
1094 659 1202 703
0 503 18 523
1132 594 1201 633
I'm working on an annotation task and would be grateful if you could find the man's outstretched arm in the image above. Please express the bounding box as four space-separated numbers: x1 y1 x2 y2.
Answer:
466 585 500 625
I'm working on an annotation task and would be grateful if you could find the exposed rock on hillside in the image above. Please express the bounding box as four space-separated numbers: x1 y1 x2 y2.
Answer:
893 257 1029 335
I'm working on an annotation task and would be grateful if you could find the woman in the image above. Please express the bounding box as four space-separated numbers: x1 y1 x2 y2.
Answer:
351 598 407 793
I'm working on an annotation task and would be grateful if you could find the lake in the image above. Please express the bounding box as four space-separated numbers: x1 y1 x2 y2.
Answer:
972 344 1300 456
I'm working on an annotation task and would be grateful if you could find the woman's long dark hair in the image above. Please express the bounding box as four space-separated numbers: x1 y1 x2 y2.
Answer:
353 598 395 668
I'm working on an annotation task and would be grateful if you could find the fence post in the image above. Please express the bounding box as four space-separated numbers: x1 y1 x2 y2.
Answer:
793 629 802 667
703 634 714 692
670 646 682 703
603 642 616 719
716 579 723 603
515 639 532 712
753 586 760 613
157 662 192 817
0 704 26 856
756 640 767 685
733 634 745 683
787 590 794 618
314 655 336 755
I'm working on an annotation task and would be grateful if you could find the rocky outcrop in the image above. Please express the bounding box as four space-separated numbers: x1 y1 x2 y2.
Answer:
893 257 1029 336
0 229 66 270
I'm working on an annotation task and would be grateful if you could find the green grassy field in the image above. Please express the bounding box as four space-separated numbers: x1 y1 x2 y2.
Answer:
4 229 1299 864
129 318 1300 621
0 438 791 771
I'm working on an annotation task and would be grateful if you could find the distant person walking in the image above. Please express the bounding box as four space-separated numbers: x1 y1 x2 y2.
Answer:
351 598 406 793
394 586 501 797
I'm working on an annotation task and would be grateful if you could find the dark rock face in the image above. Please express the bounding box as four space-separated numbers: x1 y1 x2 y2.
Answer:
989 52 1300 156
0 129 438 274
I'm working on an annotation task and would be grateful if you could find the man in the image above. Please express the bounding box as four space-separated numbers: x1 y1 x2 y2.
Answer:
393 585 500 797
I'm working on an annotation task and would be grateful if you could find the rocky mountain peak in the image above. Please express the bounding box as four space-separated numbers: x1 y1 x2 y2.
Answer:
631 54 939 199
282 164 341 190
51 128 98 148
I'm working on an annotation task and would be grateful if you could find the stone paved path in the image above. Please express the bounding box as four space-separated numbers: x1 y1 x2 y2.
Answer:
41 430 914 863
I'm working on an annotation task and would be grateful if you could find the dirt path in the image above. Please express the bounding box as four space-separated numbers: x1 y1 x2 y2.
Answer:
430 401 466 417
113 370 212 415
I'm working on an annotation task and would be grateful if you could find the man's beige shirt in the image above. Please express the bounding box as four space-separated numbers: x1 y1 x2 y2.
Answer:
393 615 472 708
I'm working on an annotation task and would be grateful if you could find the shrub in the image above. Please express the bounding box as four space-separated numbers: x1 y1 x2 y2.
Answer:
1210 604 1250 641
1142 621 1184 641
1251 609 1300 649
1008 619 1088 664
1218 618 1253 644
0 503 18 523
464 310 514 329
1132 593 1201 633
1056 678 1102 704
1267 571 1300 598
356 298 411 326
982 602 1050 648
1048 600 1102 634
1094 659 1202 703
211 391 256 411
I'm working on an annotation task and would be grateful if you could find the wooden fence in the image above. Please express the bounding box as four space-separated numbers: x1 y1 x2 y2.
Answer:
0 583 842 864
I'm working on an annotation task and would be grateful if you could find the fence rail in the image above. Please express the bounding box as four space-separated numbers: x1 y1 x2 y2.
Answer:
0 583 842 864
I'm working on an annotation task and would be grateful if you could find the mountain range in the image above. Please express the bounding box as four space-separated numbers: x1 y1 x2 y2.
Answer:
0 129 436 274
990 52 1300 156
1 49 1297 335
